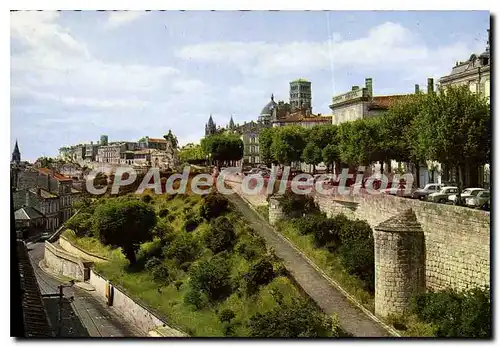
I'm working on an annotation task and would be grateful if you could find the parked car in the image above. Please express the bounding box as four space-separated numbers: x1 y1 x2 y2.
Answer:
465 190 490 208
448 188 485 204
412 183 442 200
427 186 459 203
39 232 51 242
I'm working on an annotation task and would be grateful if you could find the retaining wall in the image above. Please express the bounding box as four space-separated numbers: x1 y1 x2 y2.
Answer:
89 269 186 337
44 241 90 281
313 192 490 292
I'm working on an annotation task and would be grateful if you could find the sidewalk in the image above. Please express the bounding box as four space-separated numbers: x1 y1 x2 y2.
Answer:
226 192 397 337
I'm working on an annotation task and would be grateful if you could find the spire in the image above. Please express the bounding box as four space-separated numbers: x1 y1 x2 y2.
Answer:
271 93 274 101
205 114 217 136
12 140 21 164
229 115 235 130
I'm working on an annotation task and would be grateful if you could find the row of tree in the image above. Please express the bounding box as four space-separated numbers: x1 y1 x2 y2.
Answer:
259 85 490 186
178 133 244 167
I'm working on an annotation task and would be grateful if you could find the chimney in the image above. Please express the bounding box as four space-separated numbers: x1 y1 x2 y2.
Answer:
427 78 434 94
415 84 420 94
365 78 373 98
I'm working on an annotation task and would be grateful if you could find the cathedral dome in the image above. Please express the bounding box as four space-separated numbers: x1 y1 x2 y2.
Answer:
260 94 277 115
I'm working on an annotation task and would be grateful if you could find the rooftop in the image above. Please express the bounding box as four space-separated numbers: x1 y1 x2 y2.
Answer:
29 188 58 199
147 138 168 143
368 95 408 110
274 113 332 124
16 241 54 337
38 168 72 181
14 206 44 220
290 78 311 83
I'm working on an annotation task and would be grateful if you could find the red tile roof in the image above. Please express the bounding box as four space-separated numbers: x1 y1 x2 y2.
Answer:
37 168 72 181
369 95 407 110
275 113 332 124
148 138 168 143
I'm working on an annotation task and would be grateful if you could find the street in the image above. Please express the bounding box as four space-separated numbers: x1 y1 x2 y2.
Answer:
26 241 142 337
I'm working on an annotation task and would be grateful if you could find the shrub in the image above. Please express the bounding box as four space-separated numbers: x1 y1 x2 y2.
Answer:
142 194 153 204
244 258 275 295
151 263 171 284
158 208 169 218
174 280 183 290
184 215 202 233
66 212 93 237
248 299 334 337
410 287 491 337
154 219 175 243
280 190 319 216
204 216 237 254
236 242 258 261
189 256 233 302
163 233 200 265
145 256 162 272
219 308 236 323
200 193 229 220
184 287 209 310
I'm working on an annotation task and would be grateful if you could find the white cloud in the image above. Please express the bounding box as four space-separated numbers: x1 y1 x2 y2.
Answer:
176 21 482 80
10 11 203 105
105 11 146 29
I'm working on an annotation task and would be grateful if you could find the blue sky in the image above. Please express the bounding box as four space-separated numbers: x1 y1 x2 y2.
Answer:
11 10 489 161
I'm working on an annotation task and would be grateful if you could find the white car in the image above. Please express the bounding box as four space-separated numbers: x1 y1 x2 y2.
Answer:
465 190 490 208
448 188 485 203
427 186 459 203
412 183 442 200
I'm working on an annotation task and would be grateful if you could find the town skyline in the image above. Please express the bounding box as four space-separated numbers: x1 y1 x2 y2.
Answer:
11 10 490 161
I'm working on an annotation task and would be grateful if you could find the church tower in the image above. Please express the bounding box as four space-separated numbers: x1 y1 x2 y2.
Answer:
205 114 217 136
12 140 21 164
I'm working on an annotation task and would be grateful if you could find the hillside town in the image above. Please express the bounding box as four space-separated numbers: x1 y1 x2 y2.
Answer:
11 11 490 340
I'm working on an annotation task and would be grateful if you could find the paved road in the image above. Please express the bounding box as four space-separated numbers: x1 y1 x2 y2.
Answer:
227 192 392 337
27 241 142 337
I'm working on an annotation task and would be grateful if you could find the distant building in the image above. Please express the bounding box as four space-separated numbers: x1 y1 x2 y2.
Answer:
329 78 409 125
100 134 109 146
12 140 21 164
234 121 265 165
439 30 490 103
290 79 312 112
205 114 217 136
257 94 278 125
13 165 78 233
96 143 126 164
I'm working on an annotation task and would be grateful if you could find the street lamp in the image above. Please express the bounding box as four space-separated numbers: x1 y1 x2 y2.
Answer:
41 280 75 336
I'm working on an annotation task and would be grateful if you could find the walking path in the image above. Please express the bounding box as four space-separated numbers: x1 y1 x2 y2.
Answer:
226 191 397 337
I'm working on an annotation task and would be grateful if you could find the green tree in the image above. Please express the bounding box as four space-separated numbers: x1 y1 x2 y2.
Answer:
302 142 323 174
204 216 237 254
66 212 93 237
270 126 307 166
201 133 244 167
178 143 206 164
163 233 200 265
258 127 276 166
188 255 233 302
92 199 157 264
412 85 490 186
322 144 339 174
248 299 335 337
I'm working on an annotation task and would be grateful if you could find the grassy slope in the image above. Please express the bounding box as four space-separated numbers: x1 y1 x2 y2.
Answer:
72 193 314 337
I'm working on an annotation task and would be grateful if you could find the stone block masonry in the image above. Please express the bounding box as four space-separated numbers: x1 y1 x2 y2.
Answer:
313 192 490 295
